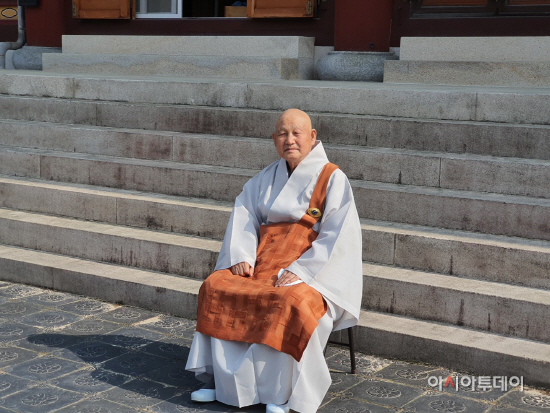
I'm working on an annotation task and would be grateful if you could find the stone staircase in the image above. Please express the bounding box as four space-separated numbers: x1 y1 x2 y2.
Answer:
41 35 315 80
384 36 550 87
1 69 550 388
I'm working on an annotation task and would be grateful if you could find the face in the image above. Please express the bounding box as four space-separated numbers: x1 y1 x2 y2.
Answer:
272 110 317 172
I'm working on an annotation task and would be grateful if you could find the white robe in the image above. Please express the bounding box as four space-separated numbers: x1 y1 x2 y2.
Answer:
186 142 363 413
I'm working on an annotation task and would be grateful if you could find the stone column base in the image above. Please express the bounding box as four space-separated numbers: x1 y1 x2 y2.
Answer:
7 46 62 70
316 51 398 82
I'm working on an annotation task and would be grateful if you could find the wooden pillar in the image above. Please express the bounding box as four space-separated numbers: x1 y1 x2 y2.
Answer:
0 0 18 42
25 0 65 47
334 0 393 52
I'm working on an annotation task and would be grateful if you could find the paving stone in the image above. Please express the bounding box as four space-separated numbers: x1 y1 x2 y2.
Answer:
343 378 425 408
326 352 392 375
319 392 336 409
96 306 157 325
15 332 83 352
0 373 35 397
0 322 40 344
137 315 196 337
432 371 513 403
0 285 43 299
98 327 166 349
25 291 82 307
102 378 178 409
0 406 23 412
60 299 116 316
146 359 196 389
401 392 491 413
141 337 191 361
0 301 47 319
101 351 169 377
0 281 545 413
2 384 84 412
496 389 550 412
53 398 136 413
7 356 85 381
486 405 534 413
151 390 232 412
52 367 129 393
227 404 265 413
318 394 397 412
0 406 20 413
0 345 39 368
373 362 440 387
55 340 127 364
61 319 123 338
328 371 367 393
324 345 345 359
20 310 82 328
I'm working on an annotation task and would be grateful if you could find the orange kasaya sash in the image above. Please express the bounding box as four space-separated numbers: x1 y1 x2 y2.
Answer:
196 162 339 361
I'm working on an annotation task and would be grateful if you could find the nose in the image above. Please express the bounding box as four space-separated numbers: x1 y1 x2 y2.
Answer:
285 134 296 145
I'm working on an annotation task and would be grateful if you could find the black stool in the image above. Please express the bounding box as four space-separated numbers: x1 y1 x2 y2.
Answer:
324 327 356 374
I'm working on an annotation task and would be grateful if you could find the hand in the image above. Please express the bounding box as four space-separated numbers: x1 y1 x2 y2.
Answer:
275 270 301 287
230 262 254 277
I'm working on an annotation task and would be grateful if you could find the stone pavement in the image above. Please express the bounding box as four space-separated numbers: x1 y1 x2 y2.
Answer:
0 281 547 413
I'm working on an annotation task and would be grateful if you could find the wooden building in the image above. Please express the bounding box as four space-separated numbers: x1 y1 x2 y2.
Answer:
1 0 550 56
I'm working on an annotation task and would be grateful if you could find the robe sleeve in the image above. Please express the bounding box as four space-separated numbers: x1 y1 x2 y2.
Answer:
214 172 264 271
285 169 363 331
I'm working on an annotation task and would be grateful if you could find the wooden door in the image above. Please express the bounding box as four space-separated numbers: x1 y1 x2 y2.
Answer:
247 0 314 18
72 0 133 19
391 0 550 45
409 0 550 16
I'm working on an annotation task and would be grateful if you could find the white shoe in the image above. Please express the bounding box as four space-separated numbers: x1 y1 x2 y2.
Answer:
191 388 216 402
266 403 289 413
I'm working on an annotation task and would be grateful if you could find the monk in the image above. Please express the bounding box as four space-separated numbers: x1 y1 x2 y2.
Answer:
185 109 363 413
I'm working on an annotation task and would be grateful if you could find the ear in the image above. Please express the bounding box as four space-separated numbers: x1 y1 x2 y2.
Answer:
311 129 317 142
272 133 277 144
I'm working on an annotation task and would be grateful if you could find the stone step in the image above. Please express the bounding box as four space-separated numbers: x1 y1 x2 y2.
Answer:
2 174 550 289
1 146 550 240
399 36 550 63
362 262 550 343
384 60 550 88
61 36 315 59
352 180 550 242
2 95 550 161
0 244 202 320
1 221 548 344
2 120 550 197
0 243 548 388
364 219 550 290
0 208 220 279
43 54 313 80
0 175 232 241
358 311 550 389
2 71 550 125
0 145 255 201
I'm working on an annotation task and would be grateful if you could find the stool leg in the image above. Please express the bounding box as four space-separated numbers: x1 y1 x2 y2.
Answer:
348 327 356 374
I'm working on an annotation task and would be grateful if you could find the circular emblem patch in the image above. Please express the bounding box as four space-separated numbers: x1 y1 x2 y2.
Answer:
1 8 18 19
306 208 322 218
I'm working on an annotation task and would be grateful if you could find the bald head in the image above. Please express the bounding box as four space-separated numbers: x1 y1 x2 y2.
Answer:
275 109 313 131
272 109 317 173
